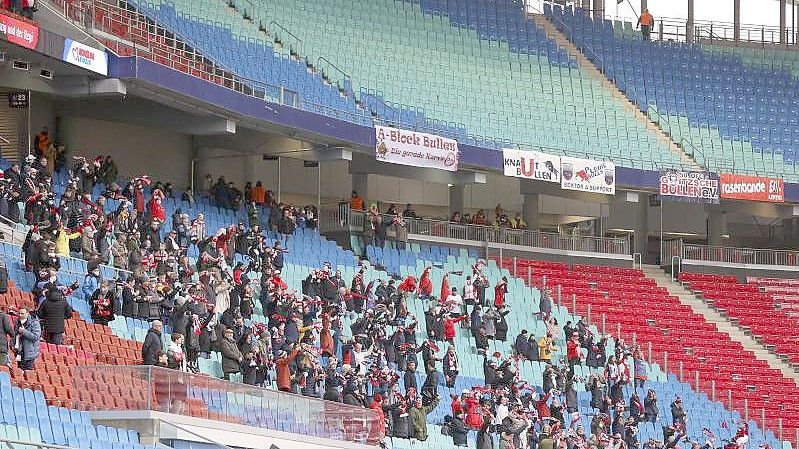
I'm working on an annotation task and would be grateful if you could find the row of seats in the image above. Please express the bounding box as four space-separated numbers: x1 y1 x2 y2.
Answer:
547 4 799 180
680 273 799 366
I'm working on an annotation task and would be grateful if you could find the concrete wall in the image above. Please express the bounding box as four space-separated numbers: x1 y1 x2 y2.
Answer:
58 116 193 187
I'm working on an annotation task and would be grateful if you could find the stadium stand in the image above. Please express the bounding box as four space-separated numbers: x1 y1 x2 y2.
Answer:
545 4 799 180
52 0 690 170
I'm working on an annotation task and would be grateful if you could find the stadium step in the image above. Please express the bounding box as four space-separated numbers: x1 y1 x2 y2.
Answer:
641 264 799 385
527 12 702 171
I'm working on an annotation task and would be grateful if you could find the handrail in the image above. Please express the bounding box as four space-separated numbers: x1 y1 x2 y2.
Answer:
343 208 631 256
680 242 799 268
317 56 351 87
526 2 606 75
265 19 303 52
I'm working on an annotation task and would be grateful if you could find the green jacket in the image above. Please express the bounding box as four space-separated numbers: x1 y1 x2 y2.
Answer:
409 396 439 441
538 434 554 449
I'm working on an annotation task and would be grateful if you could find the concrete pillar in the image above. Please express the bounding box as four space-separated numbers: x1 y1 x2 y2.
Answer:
593 0 605 21
707 208 727 247
734 0 741 42
449 185 465 220
640 0 647 12
781 0 788 44
352 172 368 206
581 0 591 15
784 218 795 247
522 193 540 231
634 197 649 262
686 0 695 43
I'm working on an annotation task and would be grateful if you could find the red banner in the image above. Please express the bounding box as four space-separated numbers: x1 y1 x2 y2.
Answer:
0 12 39 50
719 173 784 203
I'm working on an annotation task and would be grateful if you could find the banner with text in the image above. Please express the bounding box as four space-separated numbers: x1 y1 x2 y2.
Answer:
0 12 38 50
63 39 108 75
659 170 719 204
720 173 784 203
560 156 615 195
375 126 458 172
502 148 561 183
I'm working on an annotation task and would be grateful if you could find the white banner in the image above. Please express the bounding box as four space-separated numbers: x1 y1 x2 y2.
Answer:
502 148 561 183
375 125 458 172
62 39 108 75
560 156 615 195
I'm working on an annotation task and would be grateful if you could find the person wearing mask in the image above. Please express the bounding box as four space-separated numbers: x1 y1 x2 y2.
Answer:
14 308 41 370
167 333 187 372
142 320 164 365
90 280 115 326
37 286 74 345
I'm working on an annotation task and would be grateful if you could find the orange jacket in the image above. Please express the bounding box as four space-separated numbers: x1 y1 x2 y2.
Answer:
350 196 364 211
276 347 300 391
639 11 653 27
251 186 266 204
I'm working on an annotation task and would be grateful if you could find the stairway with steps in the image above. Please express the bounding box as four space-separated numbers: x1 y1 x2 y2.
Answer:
527 13 701 171
641 264 799 385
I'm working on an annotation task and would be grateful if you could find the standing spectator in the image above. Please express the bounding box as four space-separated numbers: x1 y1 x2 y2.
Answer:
37 286 74 344
409 394 440 442
90 280 115 326
0 307 15 366
449 411 469 447
644 389 658 422
220 327 243 380
13 308 41 370
538 334 557 364
670 396 686 426
142 320 164 365
350 191 364 211
638 8 654 41
167 333 187 372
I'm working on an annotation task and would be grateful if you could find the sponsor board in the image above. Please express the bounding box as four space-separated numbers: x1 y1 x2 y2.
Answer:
719 173 784 203
502 148 561 183
375 125 458 172
659 170 719 204
560 156 615 195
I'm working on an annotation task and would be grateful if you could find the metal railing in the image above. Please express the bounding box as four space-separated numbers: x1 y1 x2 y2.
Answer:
667 239 799 268
72 365 384 445
329 207 631 256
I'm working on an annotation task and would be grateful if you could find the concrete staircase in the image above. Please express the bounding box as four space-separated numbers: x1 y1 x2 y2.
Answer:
528 13 702 171
641 265 799 386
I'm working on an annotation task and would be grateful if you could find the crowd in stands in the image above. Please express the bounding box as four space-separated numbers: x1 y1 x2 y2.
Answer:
1 0 35 19
0 141 756 449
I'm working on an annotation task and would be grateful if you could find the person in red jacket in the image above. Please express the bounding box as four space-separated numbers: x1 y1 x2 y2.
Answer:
443 314 468 344
440 273 450 304
536 391 551 419
418 267 433 298
276 345 300 392
369 393 386 439
494 276 508 309
398 275 417 294
463 391 484 430
566 332 581 371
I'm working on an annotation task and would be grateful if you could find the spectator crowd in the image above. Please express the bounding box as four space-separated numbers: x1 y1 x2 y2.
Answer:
0 142 754 449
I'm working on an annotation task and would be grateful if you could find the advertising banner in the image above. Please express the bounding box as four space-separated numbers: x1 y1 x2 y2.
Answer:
659 170 719 204
0 12 38 50
560 156 615 195
502 148 561 183
62 39 108 75
375 125 458 172
719 173 784 203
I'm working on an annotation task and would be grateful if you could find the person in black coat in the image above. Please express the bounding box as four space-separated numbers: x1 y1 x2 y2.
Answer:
495 307 510 341
36 287 74 345
514 330 530 359
404 360 418 394
0 309 15 365
142 320 164 365
449 412 469 447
